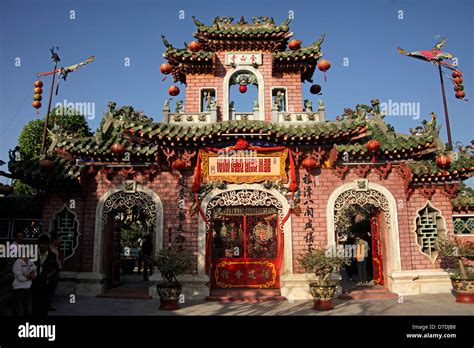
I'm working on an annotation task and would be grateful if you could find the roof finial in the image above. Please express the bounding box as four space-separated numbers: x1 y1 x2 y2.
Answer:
192 16 203 27
161 35 172 49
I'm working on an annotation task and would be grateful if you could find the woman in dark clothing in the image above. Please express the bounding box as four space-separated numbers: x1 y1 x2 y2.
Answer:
32 235 58 318
141 235 153 281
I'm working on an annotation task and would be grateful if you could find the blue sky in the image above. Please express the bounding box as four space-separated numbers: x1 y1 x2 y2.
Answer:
1 0 473 185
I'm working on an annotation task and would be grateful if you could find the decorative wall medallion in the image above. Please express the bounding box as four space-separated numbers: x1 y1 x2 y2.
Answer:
124 180 136 193
355 179 368 191
253 223 272 243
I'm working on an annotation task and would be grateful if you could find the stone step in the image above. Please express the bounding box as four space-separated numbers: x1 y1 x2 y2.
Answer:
97 288 152 300
339 287 398 300
207 288 286 302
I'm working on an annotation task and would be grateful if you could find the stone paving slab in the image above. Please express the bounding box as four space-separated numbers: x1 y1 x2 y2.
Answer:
50 293 474 316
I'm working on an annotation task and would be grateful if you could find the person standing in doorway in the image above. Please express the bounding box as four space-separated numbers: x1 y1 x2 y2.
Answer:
355 234 369 285
141 235 153 281
344 233 356 282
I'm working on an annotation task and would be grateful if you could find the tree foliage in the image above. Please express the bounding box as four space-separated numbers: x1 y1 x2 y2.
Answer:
17 106 92 160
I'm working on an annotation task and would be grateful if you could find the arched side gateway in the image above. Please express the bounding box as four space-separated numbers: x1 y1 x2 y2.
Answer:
93 183 163 275
198 184 292 289
326 181 402 291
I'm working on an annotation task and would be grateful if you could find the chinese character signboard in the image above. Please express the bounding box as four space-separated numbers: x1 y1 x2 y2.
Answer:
225 52 263 66
201 149 288 184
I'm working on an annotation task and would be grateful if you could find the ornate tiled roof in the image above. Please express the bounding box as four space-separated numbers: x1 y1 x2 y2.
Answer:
6 103 474 193
451 184 474 211
192 16 293 50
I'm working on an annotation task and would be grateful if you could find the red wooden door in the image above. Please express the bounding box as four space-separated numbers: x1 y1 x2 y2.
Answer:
370 210 384 286
104 219 121 289
210 207 281 289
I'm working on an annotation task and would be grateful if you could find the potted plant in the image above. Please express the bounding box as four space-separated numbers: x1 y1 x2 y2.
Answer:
437 236 474 303
153 248 193 310
299 248 351 310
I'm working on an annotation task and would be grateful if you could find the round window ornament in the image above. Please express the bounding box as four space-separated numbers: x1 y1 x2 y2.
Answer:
253 223 272 243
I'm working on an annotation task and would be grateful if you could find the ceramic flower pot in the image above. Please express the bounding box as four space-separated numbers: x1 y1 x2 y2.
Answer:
451 278 474 304
156 282 183 310
309 282 337 310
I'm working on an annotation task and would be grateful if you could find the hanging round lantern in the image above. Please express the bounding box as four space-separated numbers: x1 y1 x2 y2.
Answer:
32 101 42 109
310 84 322 94
454 85 464 92
453 77 463 85
452 70 463 78
455 90 465 99
172 158 187 172
33 94 42 101
301 156 317 170
168 86 180 97
317 59 331 81
160 63 172 75
39 159 55 171
365 139 381 163
288 39 302 50
111 143 126 155
436 154 451 169
34 80 43 88
239 84 247 93
187 41 202 52
34 87 43 94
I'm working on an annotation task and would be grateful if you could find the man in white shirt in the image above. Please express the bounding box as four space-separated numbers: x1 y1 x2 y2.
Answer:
12 257 37 316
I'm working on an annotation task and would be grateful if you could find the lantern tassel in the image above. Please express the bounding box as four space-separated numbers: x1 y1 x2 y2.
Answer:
371 153 376 163
324 72 327 82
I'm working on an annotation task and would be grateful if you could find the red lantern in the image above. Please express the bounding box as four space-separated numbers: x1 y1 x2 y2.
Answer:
455 90 465 99
168 86 180 97
160 63 172 75
39 159 54 171
239 85 247 93
288 39 302 50
317 59 331 81
436 154 451 169
33 94 42 101
301 156 317 170
365 139 381 163
187 41 202 52
310 84 322 94
34 80 43 88
454 85 464 92
32 101 42 109
111 143 126 155
453 77 463 85
452 70 463 78
172 158 187 172
34 87 43 94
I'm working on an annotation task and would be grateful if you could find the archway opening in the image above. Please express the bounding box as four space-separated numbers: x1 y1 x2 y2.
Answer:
101 191 157 290
336 204 386 290
229 71 259 119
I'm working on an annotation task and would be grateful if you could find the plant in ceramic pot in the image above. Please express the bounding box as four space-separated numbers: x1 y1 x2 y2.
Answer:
153 248 193 310
436 236 474 304
299 248 351 310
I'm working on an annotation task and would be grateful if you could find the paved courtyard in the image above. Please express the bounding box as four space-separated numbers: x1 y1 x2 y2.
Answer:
50 293 474 316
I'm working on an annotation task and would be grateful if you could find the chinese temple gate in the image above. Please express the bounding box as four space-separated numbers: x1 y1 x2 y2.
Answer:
7 15 474 300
